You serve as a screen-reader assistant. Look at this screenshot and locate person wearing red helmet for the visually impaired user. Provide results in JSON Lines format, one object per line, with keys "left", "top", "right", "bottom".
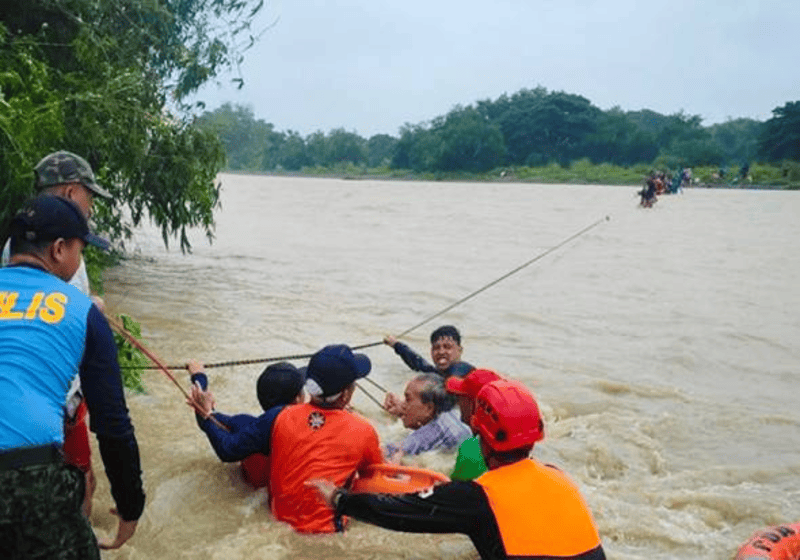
{"left": 445, "top": 368, "right": 502, "bottom": 481}
{"left": 308, "top": 379, "right": 605, "bottom": 560}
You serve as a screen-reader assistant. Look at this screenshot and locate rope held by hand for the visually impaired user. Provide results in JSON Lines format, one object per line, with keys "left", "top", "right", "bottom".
{"left": 105, "top": 313, "right": 228, "bottom": 431}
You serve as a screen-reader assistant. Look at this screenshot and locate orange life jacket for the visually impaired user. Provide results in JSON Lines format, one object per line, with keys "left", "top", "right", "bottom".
{"left": 475, "top": 459, "right": 602, "bottom": 558}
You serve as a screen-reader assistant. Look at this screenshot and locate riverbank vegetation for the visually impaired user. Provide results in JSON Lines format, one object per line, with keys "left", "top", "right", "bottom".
{"left": 197, "top": 95, "right": 800, "bottom": 189}
{"left": 268, "top": 159, "right": 800, "bottom": 190}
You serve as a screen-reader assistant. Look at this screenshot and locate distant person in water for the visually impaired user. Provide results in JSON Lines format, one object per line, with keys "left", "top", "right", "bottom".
{"left": 383, "top": 325, "right": 474, "bottom": 416}
{"left": 640, "top": 178, "right": 657, "bottom": 207}
{"left": 681, "top": 167, "right": 692, "bottom": 190}
{"left": 186, "top": 360, "right": 305, "bottom": 488}
{"left": 740, "top": 162, "right": 750, "bottom": 182}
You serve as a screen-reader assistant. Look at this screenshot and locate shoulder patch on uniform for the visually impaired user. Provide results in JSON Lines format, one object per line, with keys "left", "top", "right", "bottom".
{"left": 308, "top": 411, "right": 326, "bottom": 430}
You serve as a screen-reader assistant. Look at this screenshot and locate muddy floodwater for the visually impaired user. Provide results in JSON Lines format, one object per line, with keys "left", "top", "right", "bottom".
{"left": 97, "top": 175, "right": 800, "bottom": 560}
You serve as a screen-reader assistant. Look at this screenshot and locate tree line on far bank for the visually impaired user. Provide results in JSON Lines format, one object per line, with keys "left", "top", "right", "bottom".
{"left": 195, "top": 91, "right": 800, "bottom": 182}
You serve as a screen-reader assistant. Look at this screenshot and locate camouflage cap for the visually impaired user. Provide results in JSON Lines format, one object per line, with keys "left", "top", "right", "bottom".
{"left": 34, "top": 151, "right": 112, "bottom": 199}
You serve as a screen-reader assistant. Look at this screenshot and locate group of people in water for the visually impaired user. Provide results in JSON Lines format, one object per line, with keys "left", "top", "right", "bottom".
{"left": 638, "top": 167, "right": 692, "bottom": 207}
{"left": 183, "top": 327, "right": 606, "bottom": 558}
{"left": 1, "top": 150, "right": 796, "bottom": 560}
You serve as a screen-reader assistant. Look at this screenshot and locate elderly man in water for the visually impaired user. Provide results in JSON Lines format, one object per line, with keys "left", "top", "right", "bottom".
{"left": 384, "top": 373, "right": 471, "bottom": 463}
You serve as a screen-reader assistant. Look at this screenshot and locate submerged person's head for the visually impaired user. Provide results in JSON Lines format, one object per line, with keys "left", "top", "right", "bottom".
{"left": 400, "top": 373, "right": 452, "bottom": 429}
{"left": 257, "top": 362, "right": 306, "bottom": 411}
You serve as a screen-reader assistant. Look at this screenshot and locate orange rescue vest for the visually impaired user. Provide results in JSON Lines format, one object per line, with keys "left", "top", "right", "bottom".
{"left": 476, "top": 459, "right": 602, "bottom": 558}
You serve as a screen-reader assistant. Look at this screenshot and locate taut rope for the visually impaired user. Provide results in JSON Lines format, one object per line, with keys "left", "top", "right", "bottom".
{"left": 120, "top": 216, "right": 610, "bottom": 384}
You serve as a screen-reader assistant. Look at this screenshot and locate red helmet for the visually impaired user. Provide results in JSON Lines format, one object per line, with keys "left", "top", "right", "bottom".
{"left": 445, "top": 368, "right": 503, "bottom": 398}
{"left": 471, "top": 380, "right": 544, "bottom": 452}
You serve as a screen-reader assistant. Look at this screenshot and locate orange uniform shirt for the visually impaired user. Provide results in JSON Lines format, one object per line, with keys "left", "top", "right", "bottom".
{"left": 735, "top": 522, "right": 800, "bottom": 560}
{"left": 269, "top": 403, "right": 383, "bottom": 533}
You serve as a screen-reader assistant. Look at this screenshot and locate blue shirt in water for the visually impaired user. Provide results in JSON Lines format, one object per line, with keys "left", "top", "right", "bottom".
{"left": 190, "top": 372, "right": 284, "bottom": 462}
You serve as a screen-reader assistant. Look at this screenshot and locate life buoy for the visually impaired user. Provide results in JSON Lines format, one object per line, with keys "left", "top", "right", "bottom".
{"left": 350, "top": 464, "right": 449, "bottom": 494}
{"left": 735, "top": 523, "right": 800, "bottom": 560}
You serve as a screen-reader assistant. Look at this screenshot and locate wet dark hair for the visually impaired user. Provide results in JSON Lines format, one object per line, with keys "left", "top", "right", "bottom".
{"left": 256, "top": 362, "right": 305, "bottom": 411}
{"left": 8, "top": 235, "right": 49, "bottom": 256}
{"left": 447, "top": 362, "right": 474, "bottom": 378}
{"left": 430, "top": 325, "right": 461, "bottom": 345}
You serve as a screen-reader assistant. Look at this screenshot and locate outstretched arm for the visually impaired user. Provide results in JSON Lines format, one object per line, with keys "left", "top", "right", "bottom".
{"left": 191, "top": 398, "right": 282, "bottom": 462}
{"left": 391, "top": 341, "right": 437, "bottom": 374}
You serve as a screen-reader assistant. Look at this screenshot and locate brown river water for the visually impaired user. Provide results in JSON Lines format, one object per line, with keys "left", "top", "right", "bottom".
{"left": 95, "top": 174, "right": 800, "bottom": 559}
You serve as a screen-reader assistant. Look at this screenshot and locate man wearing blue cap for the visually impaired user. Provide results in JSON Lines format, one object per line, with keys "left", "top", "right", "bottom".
{"left": 1, "top": 151, "right": 115, "bottom": 521}
{"left": 0, "top": 195, "right": 145, "bottom": 558}
{"left": 268, "top": 344, "right": 384, "bottom": 533}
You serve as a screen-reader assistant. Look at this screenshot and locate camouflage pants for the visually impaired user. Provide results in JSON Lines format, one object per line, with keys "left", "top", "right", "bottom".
{"left": 0, "top": 461, "right": 99, "bottom": 560}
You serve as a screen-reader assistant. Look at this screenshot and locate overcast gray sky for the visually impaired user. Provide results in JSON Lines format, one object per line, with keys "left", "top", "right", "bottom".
{"left": 189, "top": 0, "right": 800, "bottom": 138}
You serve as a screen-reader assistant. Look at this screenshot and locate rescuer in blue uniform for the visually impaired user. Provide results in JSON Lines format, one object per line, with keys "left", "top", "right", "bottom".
{"left": 0, "top": 195, "right": 145, "bottom": 559}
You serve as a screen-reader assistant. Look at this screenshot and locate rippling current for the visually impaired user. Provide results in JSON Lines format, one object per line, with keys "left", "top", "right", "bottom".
{"left": 97, "top": 175, "right": 800, "bottom": 560}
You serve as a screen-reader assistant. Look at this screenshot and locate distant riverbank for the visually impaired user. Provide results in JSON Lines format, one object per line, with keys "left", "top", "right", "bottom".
{"left": 222, "top": 160, "right": 799, "bottom": 190}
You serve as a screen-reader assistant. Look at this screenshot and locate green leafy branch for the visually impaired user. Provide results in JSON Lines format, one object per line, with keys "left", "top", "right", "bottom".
{"left": 112, "top": 314, "right": 148, "bottom": 393}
